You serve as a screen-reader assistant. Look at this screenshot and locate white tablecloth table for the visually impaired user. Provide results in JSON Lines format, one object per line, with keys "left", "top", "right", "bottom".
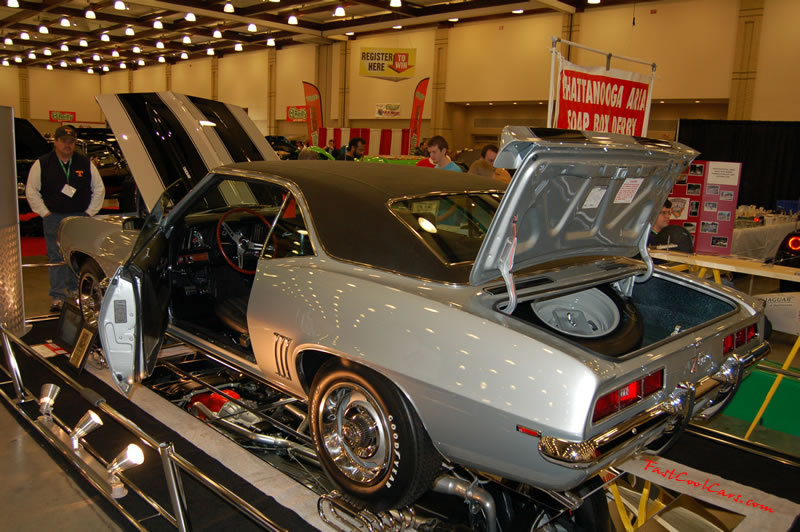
{"left": 730, "top": 221, "right": 798, "bottom": 261}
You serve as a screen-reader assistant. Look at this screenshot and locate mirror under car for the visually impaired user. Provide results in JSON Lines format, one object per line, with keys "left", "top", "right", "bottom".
{"left": 122, "top": 217, "right": 145, "bottom": 230}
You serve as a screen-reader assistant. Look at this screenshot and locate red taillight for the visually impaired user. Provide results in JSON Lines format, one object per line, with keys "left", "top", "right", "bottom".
{"left": 592, "top": 369, "right": 663, "bottom": 423}
{"left": 516, "top": 425, "right": 540, "bottom": 438}
{"left": 723, "top": 334, "right": 734, "bottom": 354}
{"left": 735, "top": 328, "right": 747, "bottom": 347}
{"left": 789, "top": 236, "right": 800, "bottom": 251}
{"left": 592, "top": 390, "right": 619, "bottom": 422}
{"left": 754, "top": 217, "right": 761, "bottom": 223}
{"left": 642, "top": 370, "right": 663, "bottom": 396}
{"left": 746, "top": 324, "right": 756, "bottom": 341}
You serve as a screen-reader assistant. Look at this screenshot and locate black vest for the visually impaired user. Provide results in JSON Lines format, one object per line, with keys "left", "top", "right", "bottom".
{"left": 38, "top": 151, "right": 93, "bottom": 214}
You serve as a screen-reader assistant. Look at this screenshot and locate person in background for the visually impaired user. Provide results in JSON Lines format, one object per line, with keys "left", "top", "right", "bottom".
{"left": 426, "top": 136, "right": 462, "bottom": 172}
{"left": 325, "top": 139, "right": 337, "bottom": 156}
{"left": 26, "top": 124, "right": 105, "bottom": 312}
{"left": 481, "top": 144, "right": 499, "bottom": 165}
{"left": 649, "top": 199, "right": 672, "bottom": 243}
{"left": 337, "top": 137, "right": 366, "bottom": 161}
{"left": 468, "top": 159, "right": 511, "bottom": 184}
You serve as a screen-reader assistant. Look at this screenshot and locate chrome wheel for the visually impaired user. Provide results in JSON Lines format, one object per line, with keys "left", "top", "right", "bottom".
{"left": 317, "top": 382, "right": 391, "bottom": 484}
{"left": 78, "top": 263, "right": 106, "bottom": 328}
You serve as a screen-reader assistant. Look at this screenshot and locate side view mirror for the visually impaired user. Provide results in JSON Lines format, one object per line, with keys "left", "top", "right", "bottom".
{"left": 122, "top": 217, "right": 145, "bottom": 230}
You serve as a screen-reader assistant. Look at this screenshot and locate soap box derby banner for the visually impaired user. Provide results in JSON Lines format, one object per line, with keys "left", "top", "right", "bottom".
{"left": 318, "top": 127, "right": 411, "bottom": 156}
{"left": 360, "top": 47, "right": 416, "bottom": 80}
{"left": 553, "top": 56, "right": 653, "bottom": 137}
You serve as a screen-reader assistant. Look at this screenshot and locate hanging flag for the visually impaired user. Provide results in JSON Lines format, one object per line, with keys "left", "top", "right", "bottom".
{"left": 408, "top": 77, "right": 429, "bottom": 154}
{"left": 302, "top": 81, "right": 324, "bottom": 146}
{"left": 553, "top": 57, "right": 653, "bottom": 136}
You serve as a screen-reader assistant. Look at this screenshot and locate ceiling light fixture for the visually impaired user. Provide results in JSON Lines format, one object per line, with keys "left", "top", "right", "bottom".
{"left": 60, "top": 60, "right": 68, "bottom": 67}
{"left": 119, "top": 61, "right": 126, "bottom": 68}
{"left": 27, "top": 52, "right": 35, "bottom": 59}
{"left": 180, "top": 51, "right": 188, "bottom": 59}
{"left": 92, "top": 53, "right": 100, "bottom": 60}
{"left": 113, "top": 0, "right": 125, "bottom": 10}
{"left": 46, "top": 63, "right": 53, "bottom": 69}
{"left": 43, "top": 48, "right": 51, "bottom": 56}
{"left": 60, "top": 16, "right": 70, "bottom": 27}
{"left": 20, "top": 31, "right": 30, "bottom": 40}
{"left": 511, "top": 9, "right": 524, "bottom": 14}
{"left": 588, "top": 0, "right": 600, "bottom": 4}
{"left": 266, "top": 37, "right": 275, "bottom": 46}
{"left": 111, "top": 50, "right": 119, "bottom": 57}
{"left": 13, "top": 55, "right": 21, "bottom": 62}
{"left": 247, "top": 23, "right": 256, "bottom": 32}
{"left": 132, "top": 45, "right": 140, "bottom": 53}
{"left": 334, "top": 6, "right": 345, "bottom": 16}
{"left": 345, "top": 31, "right": 354, "bottom": 36}
{"left": 392, "top": 25, "right": 402, "bottom": 29}
{"left": 79, "top": 39, "right": 88, "bottom": 47}
{"left": 213, "top": 29, "right": 222, "bottom": 38}
{"left": 183, "top": 35, "right": 191, "bottom": 44}
{"left": 85, "top": 8, "right": 96, "bottom": 19}
{"left": 185, "top": 12, "right": 196, "bottom": 22}
{"left": 60, "top": 43, "right": 69, "bottom": 51}
{"left": 390, "top": 0, "right": 402, "bottom": 7}
{"left": 137, "top": 58, "right": 144, "bottom": 65}
{"left": 100, "top": 33, "right": 110, "bottom": 42}
{"left": 87, "top": 67, "right": 93, "bottom": 73}
{"left": 125, "top": 26, "right": 134, "bottom": 36}
{"left": 206, "top": 47, "right": 214, "bottom": 55}
{"left": 75, "top": 57, "right": 83, "bottom": 64}
{"left": 156, "top": 40, "right": 164, "bottom": 48}
{"left": 153, "top": 20, "right": 163, "bottom": 30}
{"left": 223, "top": 2, "right": 234, "bottom": 13}
{"left": 234, "top": 42, "right": 242, "bottom": 51}
{"left": 102, "top": 65, "right": 109, "bottom": 71}
{"left": 158, "top": 55, "right": 165, "bottom": 62}
{"left": 288, "top": 15, "right": 298, "bottom": 25}
{"left": 7, "top": 0, "right": 20, "bottom": 8}
{"left": 38, "top": 24, "right": 49, "bottom": 34}
{"left": 4, "top": 37, "right": 12, "bottom": 45}
{"left": 2, "top": 59, "right": 9, "bottom": 66}
{"left": 448, "top": 18, "right": 458, "bottom": 22}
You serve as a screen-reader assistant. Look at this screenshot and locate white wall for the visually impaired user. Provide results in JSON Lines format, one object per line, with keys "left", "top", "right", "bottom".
{"left": 218, "top": 49, "right": 269, "bottom": 131}
{"left": 275, "top": 44, "right": 316, "bottom": 118}
{"left": 751, "top": 0, "right": 800, "bottom": 120}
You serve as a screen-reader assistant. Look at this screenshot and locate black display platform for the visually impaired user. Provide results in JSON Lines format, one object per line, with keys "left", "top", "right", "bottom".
{"left": 2, "top": 320, "right": 318, "bottom": 531}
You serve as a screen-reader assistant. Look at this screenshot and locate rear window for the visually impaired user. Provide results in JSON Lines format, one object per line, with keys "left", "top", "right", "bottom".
{"left": 390, "top": 192, "right": 502, "bottom": 264}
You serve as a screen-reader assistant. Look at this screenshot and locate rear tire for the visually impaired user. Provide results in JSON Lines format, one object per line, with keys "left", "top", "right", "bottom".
{"left": 78, "top": 260, "right": 106, "bottom": 328}
{"left": 309, "top": 359, "right": 441, "bottom": 511}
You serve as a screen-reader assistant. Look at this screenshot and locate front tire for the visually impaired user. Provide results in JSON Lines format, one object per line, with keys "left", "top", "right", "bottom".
{"left": 78, "top": 259, "right": 107, "bottom": 328}
{"left": 309, "top": 360, "right": 441, "bottom": 511}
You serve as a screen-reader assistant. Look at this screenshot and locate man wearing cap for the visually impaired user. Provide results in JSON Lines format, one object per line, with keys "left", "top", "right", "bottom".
{"left": 26, "top": 125, "right": 104, "bottom": 312}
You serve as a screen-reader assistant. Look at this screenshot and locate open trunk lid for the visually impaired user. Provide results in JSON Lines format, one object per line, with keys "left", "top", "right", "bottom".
{"left": 96, "top": 92, "right": 278, "bottom": 211}
{"left": 470, "top": 127, "right": 698, "bottom": 287}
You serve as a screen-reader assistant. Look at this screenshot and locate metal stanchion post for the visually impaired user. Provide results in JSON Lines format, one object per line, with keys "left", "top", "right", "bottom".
{"left": 1, "top": 327, "right": 27, "bottom": 402}
{"left": 160, "top": 442, "right": 191, "bottom": 532}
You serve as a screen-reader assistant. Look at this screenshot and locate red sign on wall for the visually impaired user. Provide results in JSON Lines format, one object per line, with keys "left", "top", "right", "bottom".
{"left": 49, "top": 110, "right": 76, "bottom": 122}
{"left": 554, "top": 58, "right": 652, "bottom": 136}
{"left": 286, "top": 106, "right": 307, "bottom": 122}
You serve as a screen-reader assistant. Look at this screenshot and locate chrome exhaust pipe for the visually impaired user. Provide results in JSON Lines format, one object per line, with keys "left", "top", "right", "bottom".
{"left": 192, "top": 402, "right": 318, "bottom": 465}
{"left": 433, "top": 475, "right": 497, "bottom": 532}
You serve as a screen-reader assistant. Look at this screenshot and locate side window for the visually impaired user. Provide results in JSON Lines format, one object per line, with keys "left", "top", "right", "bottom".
{"left": 269, "top": 194, "right": 314, "bottom": 259}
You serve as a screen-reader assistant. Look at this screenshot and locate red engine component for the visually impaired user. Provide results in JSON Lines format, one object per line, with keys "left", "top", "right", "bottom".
{"left": 189, "top": 389, "right": 241, "bottom": 419}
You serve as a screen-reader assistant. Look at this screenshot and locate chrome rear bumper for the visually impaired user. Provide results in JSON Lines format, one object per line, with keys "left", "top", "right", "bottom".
{"left": 539, "top": 341, "right": 770, "bottom": 467}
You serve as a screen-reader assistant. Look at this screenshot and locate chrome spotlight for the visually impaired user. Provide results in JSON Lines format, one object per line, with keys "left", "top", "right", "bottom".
{"left": 107, "top": 444, "right": 144, "bottom": 498}
{"left": 38, "top": 383, "right": 61, "bottom": 421}
{"left": 69, "top": 410, "right": 103, "bottom": 450}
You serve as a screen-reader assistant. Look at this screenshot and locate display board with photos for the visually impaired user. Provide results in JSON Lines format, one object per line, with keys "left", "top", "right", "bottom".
{"left": 667, "top": 160, "right": 741, "bottom": 255}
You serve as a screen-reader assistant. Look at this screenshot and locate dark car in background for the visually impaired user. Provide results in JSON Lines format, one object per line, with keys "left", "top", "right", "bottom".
{"left": 773, "top": 229, "right": 800, "bottom": 291}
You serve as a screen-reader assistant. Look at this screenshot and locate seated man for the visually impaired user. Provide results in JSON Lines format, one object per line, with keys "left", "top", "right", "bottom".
{"left": 649, "top": 199, "right": 693, "bottom": 253}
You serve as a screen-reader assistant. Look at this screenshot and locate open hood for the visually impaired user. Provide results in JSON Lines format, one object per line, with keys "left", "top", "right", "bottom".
{"left": 470, "top": 127, "right": 698, "bottom": 287}
{"left": 96, "top": 92, "right": 278, "bottom": 211}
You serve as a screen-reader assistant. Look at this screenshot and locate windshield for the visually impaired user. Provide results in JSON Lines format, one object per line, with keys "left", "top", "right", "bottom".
{"left": 390, "top": 192, "right": 502, "bottom": 264}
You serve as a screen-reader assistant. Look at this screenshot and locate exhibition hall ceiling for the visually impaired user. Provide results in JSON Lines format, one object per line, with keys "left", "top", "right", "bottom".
{"left": 0, "top": 0, "right": 628, "bottom": 72}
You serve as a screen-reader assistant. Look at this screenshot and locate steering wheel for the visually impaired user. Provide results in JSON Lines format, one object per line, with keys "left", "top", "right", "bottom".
{"left": 215, "top": 207, "right": 276, "bottom": 274}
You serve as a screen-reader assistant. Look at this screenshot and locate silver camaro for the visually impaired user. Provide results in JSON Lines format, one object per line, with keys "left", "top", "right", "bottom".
{"left": 58, "top": 93, "right": 769, "bottom": 518}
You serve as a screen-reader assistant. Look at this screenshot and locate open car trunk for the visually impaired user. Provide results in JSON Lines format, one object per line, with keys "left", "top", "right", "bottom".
{"left": 505, "top": 271, "right": 736, "bottom": 358}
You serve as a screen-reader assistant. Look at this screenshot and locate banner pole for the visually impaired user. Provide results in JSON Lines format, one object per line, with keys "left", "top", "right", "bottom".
{"left": 641, "top": 63, "right": 657, "bottom": 136}
{"left": 547, "top": 37, "right": 558, "bottom": 129}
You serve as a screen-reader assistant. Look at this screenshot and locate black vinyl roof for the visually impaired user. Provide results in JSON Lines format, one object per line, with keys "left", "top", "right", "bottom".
{"left": 223, "top": 160, "right": 506, "bottom": 284}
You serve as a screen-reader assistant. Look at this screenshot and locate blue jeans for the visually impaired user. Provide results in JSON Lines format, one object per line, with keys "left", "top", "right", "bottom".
{"left": 42, "top": 212, "right": 84, "bottom": 300}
